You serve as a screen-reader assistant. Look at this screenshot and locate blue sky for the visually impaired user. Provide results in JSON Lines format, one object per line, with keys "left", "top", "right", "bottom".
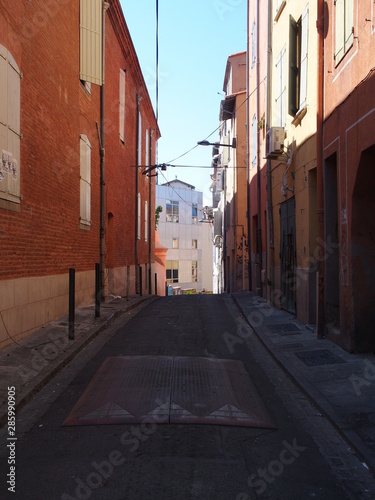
{"left": 120, "top": 0, "right": 247, "bottom": 205}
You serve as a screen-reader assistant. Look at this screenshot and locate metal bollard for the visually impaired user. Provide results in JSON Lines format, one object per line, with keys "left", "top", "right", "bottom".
{"left": 95, "top": 263, "right": 100, "bottom": 318}
{"left": 69, "top": 268, "right": 75, "bottom": 340}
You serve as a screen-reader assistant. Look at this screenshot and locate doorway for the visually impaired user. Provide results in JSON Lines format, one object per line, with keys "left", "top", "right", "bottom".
{"left": 280, "top": 198, "right": 296, "bottom": 314}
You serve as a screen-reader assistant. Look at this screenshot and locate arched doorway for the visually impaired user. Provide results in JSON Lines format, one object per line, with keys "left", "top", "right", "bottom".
{"left": 351, "top": 146, "right": 375, "bottom": 352}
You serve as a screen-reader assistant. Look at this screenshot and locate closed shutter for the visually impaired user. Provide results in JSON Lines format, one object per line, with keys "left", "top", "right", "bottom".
{"left": 80, "top": 0, "right": 103, "bottom": 85}
{"left": 0, "top": 48, "right": 7, "bottom": 195}
{"left": 345, "top": 0, "right": 353, "bottom": 52}
{"left": 137, "top": 193, "right": 141, "bottom": 239}
{"left": 252, "top": 115, "right": 257, "bottom": 168}
{"left": 289, "top": 15, "right": 298, "bottom": 116}
{"left": 145, "top": 129, "right": 149, "bottom": 167}
{"left": 138, "top": 112, "right": 142, "bottom": 166}
{"left": 0, "top": 45, "right": 21, "bottom": 202}
{"left": 119, "top": 68, "right": 125, "bottom": 142}
{"left": 299, "top": 6, "right": 309, "bottom": 109}
{"left": 145, "top": 200, "right": 148, "bottom": 241}
{"left": 335, "top": 0, "right": 344, "bottom": 62}
{"left": 80, "top": 135, "right": 91, "bottom": 225}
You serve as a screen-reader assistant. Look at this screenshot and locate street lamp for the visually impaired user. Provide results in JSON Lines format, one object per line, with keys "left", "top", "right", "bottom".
{"left": 197, "top": 139, "right": 236, "bottom": 148}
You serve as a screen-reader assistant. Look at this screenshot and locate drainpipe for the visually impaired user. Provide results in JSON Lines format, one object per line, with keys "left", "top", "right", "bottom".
{"left": 317, "top": 0, "right": 325, "bottom": 337}
{"left": 100, "top": 2, "right": 109, "bottom": 301}
{"left": 266, "top": 0, "right": 274, "bottom": 303}
{"left": 246, "top": 0, "right": 252, "bottom": 291}
{"left": 256, "top": 0, "right": 263, "bottom": 297}
{"left": 149, "top": 128, "right": 153, "bottom": 294}
{"left": 135, "top": 94, "right": 140, "bottom": 294}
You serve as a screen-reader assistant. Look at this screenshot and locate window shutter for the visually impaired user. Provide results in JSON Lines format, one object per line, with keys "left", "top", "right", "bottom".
{"left": 145, "top": 200, "right": 148, "bottom": 241}
{"left": 80, "top": 0, "right": 103, "bottom": 85}
{"left": 251, "top": 21, "right": 256, "bottom": 69}
{"left": 252, "top": 115, "right": 257, "bottom": 168}
{"left": 138, "top": 112, "right": 142, "bottom": 166}
{"left": 281, "top": 48, "right": 286, "bottom": 126}
{"left": 289, "top": 15, "right": 298, "bottom": 116}
{"left": 0, "top": 46, "right": 21, "bottom": 202}
{"left": 335, "top": 0, "right": 344, "bottom": 62}
{"left": 145, "top": 129, "right": 149, "bottom": 167}
{"left": 119, "top": 69, "right": 125, "bottom": 142}
{"left": 80, "top": 135, "right": 91, "bottom": 224}
{"left": 137, "top": 193, "right": 141, "bottom": 239}
{"left": 299, "top": 7, "right": 309, "bottom": 109}
{"left": 345, "top": 0, "right": 353, "bottom": 52}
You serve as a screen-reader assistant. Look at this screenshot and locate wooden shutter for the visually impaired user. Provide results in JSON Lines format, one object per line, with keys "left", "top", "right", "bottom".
{"left": 289, "top": 15, "right": 298, "bottom": 115}
{"left": 119, "top": 69, "right": 125, "bottom": 142}
{"left": 344, "top": 0, "right": 353, "bottom": 52}
{"left": 335, "top": 0, "right": 344, "bottom": 62}
{"left": 145, "top": 200, "right": 148, "bottom": 241}
{"left": 0, "top": 45, "right": 21, "bottom": 202}
{"left": 137, "top": 193, "right": 141, "bottom": 239}
{"left": 80, "top": 0, "right": 102, "bottom": 85}
{"left": 80, "top": 135, "right": 91, "bottom": 225}
{"left": 299, "top": 6, "right": 309, "bottom": 109}
{"left": 138, "top": 112, "right": 142, "bottom": 166}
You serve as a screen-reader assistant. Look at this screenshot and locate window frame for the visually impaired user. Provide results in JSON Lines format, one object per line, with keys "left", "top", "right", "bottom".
{"left": 166, "top": 200, "right": 179, "bottom": 223}
{"left": 166, "top": 261, "right": 179, "bottom": 283}
{"left": 192, "top": 261, "right": 198, "bottom": 283}
{"left": 192, "top": 203, "right": 198, "bottom": 224}
{"left": 334, "top": 0, "right": 354, "bottom": 65}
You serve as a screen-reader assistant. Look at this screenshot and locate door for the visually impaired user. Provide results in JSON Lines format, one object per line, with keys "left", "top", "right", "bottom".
{"left": 280, "top": 198, "right": 296, "bottom": 314}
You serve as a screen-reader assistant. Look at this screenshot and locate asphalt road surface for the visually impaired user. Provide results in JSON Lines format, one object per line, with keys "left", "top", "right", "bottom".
{"left": 1, "top": 294, "right": 374, "bottom": 499}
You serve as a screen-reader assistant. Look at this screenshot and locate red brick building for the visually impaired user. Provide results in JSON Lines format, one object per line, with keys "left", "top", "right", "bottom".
{"left": 0, "top": 0, "right": 159, "bottom": 347}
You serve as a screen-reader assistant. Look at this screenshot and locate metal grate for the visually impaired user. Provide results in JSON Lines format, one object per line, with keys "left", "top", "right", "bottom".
{"left": 295, "top": 349, "right": 346, "bottom": 367}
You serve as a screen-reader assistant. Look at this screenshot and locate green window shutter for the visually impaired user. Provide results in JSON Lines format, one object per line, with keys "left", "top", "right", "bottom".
{"left": 289, "top": 15, "right": 298, "bottom": 116}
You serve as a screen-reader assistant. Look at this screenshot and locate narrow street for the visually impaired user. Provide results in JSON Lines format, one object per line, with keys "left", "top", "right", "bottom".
{"left": 1, "top": 295, "right": 374, "bottom": 499}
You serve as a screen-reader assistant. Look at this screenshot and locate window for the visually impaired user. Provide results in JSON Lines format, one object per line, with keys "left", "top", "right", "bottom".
{"left": 172, "top": 237, "right": 179, "bottom": 249}
{"left": 276, "top": 46, "right": 286, "bottom": 127}
{"left": 0, "top": 45, "right": 21, "bottom": 207}
{"left": 252, "top": 114, "right": 257, "bottom": 168}
{"left": 192, "top": 203, "right": 198, "bottom": 224}
{"left": 166, "top": 200, "right": 179, "bottom": 222}
{"left": 137, "top": 193, "right": 141, "bottom": 239}
{"left": 119, "top": 68, "right": 125, "bottom": 142}
{"left": 251, "top": 21, "right": 256, "bottom": 69}
{"left": 166, "top": 261, "right": 179, "bottom": 283}
{"left": 334, "top": 0, "right": 353, "bottom": 64}
{"left": 145, "top": 129, "right": 149, "bottom": 167}
{"left": 192, "top": 239, "right": 197, "bottom": 249}
{"left": 192, "top": 261, "right": 197, "bottom": 283}
{"left": 80, "top": 0, "right": 103, "bottom": 85}
{"left": 289, "top": 6, "right": 309, "bottom": 116}
{"left": 80, "top": 135, "right": 91, "bottom": 225}
{"left": 145, "top": 200, "right": 148, "bottom": 242}
{"left": 138, "top": 111, "right": 142, "bottom": 166}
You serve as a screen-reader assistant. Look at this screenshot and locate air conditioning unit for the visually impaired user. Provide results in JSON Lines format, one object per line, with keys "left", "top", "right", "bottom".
{"left": 266, "top": 127, "right": 284, "bottom": 158}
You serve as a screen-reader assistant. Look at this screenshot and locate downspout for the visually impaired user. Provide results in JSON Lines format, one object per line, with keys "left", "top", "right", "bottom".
{"left": 266, "top": 0, "right": 274, "bottom": 303}
{"left": 246, "top": 0, "right": 252, "bottom": 291}
{"left": 256, "top": 0, "right": 263, "bottom": 296}
{"left": 135, "top": 94, "right": 140, "bottom": 294}
{"left": 100, "top": 2, "right": 109, "bottom": 301}
{"left": 317, "top": 0, "right": 325, "bottom": 337}
{"left": 149, "top": 128, "right": 153, "bottom": 294}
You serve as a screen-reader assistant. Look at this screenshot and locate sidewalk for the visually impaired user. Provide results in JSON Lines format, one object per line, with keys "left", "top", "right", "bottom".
{"left": 233, "top": 291, "right": 375, "bottom": 475}
{"left": 0, "top": 295, "right": 154, "bottom": 429}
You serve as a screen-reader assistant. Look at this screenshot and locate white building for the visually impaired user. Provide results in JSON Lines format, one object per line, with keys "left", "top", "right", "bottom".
{"left": 156, "top": 179, "right": 213, "bottom": 293}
